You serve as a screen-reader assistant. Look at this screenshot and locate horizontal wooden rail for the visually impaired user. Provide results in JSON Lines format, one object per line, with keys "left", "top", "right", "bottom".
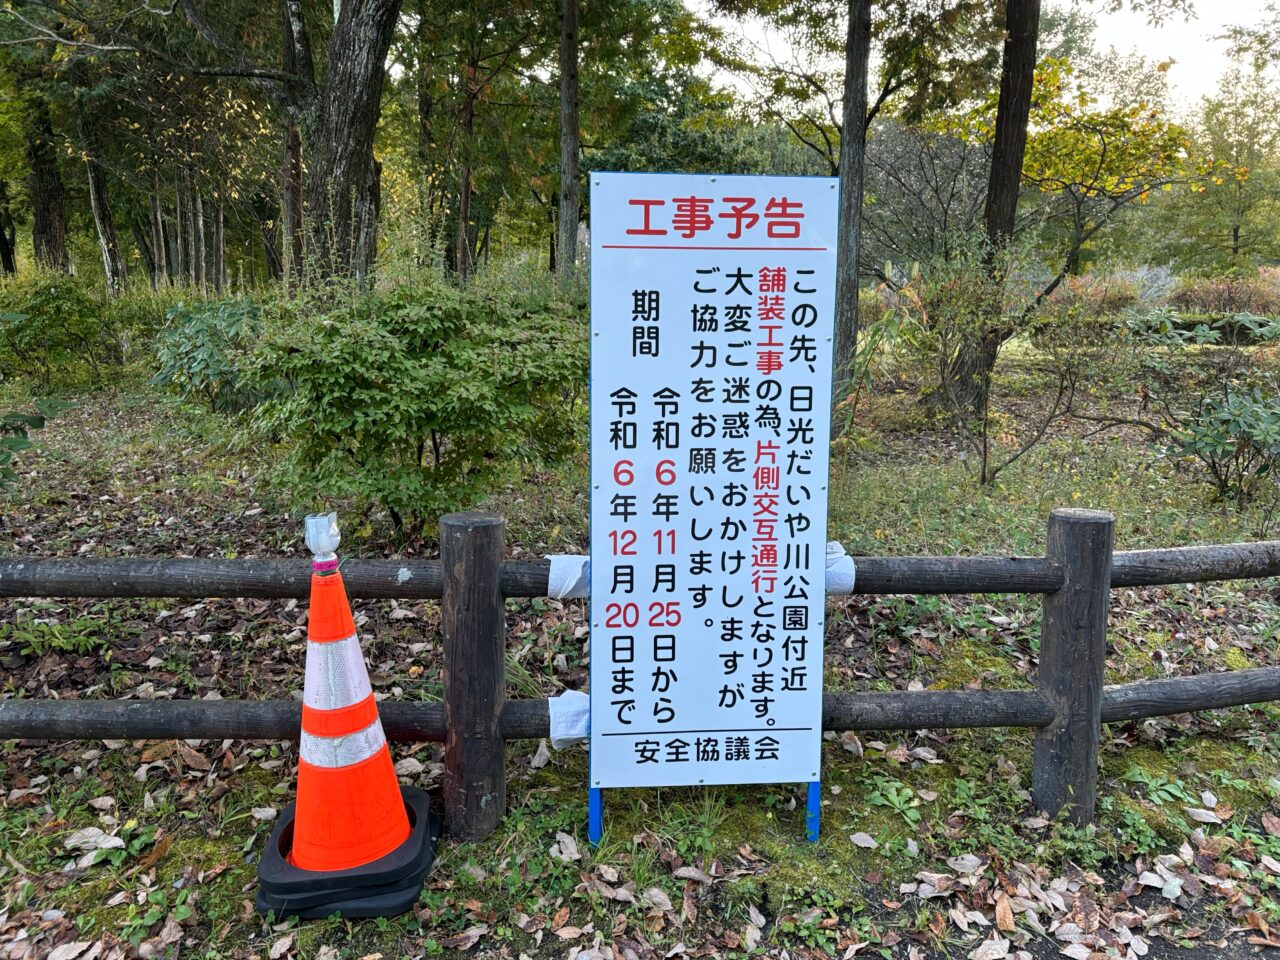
{"left": 0, "top": 558, "right": 544, "bottom": 600}
{"left": 1110, "top": 541, "right": 1280, "bottom": 587}
{"left": 849, "top": 557, "right": 1063, "bottom": 594}
{"left": 3, "top": 668, "right": 1277, "bottom": 743}
{"left": 0, "top": 691, "right": 1049, "bottom": 742}
{"left": 0, "top": 556, "right": 1064, "bottom": 598}
{"left": 1100, "top": 666, "right": 1280, "bottom": 722}
{"left": 3, "top": 542, "right": 1279, "bottom": 602}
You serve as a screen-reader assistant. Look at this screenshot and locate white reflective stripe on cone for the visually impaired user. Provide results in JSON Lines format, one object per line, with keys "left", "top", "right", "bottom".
{"left": 303, "top": 634, "right": 373, "bottom": 711}
{"left": 299, "top": 717, "right": 387, "bottom": 768}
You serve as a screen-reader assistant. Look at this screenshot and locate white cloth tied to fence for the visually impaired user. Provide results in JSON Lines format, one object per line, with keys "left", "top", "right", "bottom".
{"left": 826, "top": 541, "right": 856, "bottom": 594}
{"left": 546, "top": 554, "right": 591, "bottom": 599}
{"left": 548, "top": 689, "right": 590, "bottom": 748}
{"left": 545, "top": 543, "right": 856, "bottom": 598}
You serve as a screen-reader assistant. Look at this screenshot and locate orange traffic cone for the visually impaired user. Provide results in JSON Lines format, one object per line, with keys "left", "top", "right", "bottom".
{"left": 257, "top": 514, "right": 437, "bottom": 919}
{"left": 290, "top": 565, "right": 409, "bottom": 868}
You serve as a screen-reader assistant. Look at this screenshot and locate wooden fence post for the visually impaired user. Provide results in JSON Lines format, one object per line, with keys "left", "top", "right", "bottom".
{"left": 440, "top": 512, "right": 507, "bottom": 840}
{"left": 1032, "top": 507, "right": 1115, "bottom": 825}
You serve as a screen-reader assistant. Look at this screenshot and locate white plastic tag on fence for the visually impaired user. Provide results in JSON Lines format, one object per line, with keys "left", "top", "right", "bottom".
{"left": 545, "top": 548, "right": 856, "bottom": 598}
{"left": 548, "top": 689, "right": 590, "bottom": 748}
{"left": 546, "top": 555, "right": 590, "bottom": 599}
{"left": 304, "top": 512, "right": 341, "bottom": 562}
{"left": 826, "top": 541, "right": 856, "bottom": 595}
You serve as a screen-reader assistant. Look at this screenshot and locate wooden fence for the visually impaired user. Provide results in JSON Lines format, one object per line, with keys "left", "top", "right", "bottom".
{"left": 4, "top": 508, "right": 1280, "bottom": 840}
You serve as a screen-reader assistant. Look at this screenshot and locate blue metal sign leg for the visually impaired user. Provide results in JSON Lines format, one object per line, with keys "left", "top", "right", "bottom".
{"left": 806, "top": 781, "right": 821, "bottom": 842}
{"left": 589, "top": 787, "right": 604, "bottom": 845}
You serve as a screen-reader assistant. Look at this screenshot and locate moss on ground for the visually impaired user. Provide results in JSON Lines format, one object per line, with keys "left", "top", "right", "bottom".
{"left": 1222, "top": 646, "right": 1253, "bottom": 671}
{"left": 929, "top": 636, "right": 1025, "bottom": 690}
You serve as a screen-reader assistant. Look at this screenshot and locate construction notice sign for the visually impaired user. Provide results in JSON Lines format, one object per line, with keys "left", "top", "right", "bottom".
{"left": 588, "top": 172, "right": 837, "bottom": 789}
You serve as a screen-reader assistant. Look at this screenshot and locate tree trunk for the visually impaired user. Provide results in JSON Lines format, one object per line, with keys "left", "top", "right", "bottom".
{"left": 302, "top": 0, "right": 402, "bottom": 278}
{"left": 214, "top": 201, "right": 225, "bottom": 293}
{"left": 278, "top": 0, "right": 308, "bottom": 286}
{"left": 547, "top": 198, "right": 556, "bottom": 274}
{"left": 261, "top": 221, "right": 283, "bottom": 281}
{"left": 184, "top": 186, "right": 200, "bottom": 287}
{"left": 983, "top": 0, "right": 1040, "bottom": 251}
{"left": 833, "top": 0, "right": 872, "bottom": 406}
{"left": 556, "top": 0, "right": 580, "bottom": 287}
{"left": 940, "top": 0, "right": 1041, "bottom": 418}
{"left": 455, "top": 53, "right": 478, "bottom": 283}
{"left": 456, "top": 167, "right": 473, "bottom": 281}
{"left": 163, "top": 213, "right": 177, "bottom": 282}
{"left": 150, "top": 189, "right": 168, "bottom": 283}
{"left": 175, "top": 190, "right": 188, "bottom": 283}
{"left": 1064, "top": 196, "right": 1084, "bottom": 276}
{"left": 939, "top": 329, "right": 1002, "bottom": 432}
{"left": 26, "top": 102, "right": 70, "bottom": 273}
{"left": 194, "top": 192, "right": 207, "bottom": 291}
{"left": 0, "top": 181, "right": 17, "bottom": 274}
{"left": 281, "top": 124, "right": 305, "bottom": 286}
{"left": 186, "top": 193, "right": 199, "bottom": 286}
{"left": 82, "top": 124, "right": 127, "bottom": 295}
{"left": 354, "top": 156, "right": 381, "bottom": 284}
{"left": 131, "top": 217, "right": 157, "bottom": 289}
{"left": 415, "top": 0, "right": 438, "bottom": 269}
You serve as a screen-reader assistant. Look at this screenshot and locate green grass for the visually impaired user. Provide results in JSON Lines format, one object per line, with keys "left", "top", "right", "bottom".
{"left": 830, "top": 432, "right": 1267, "bottom": 556}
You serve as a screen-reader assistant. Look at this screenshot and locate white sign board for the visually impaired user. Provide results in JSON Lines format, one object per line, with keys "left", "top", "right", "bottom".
{"left": 588, "top": 172, "right": 837, "bottom": 789}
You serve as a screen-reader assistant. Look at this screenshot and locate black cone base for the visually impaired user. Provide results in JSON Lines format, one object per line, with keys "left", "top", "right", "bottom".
{"left": 256, "top": 786, "right": 439, "bottom": 919}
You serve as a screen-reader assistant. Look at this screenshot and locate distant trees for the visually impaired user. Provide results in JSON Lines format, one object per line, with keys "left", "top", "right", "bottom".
{"left": 1197, "top": 69, "right": 1280, "bottom": 264}
{"left": 364, "top": 0, "right": 713, "bottom": 281}
{"left": 861, "top": 120, "right": 989, "bottom": 270}
{"left": 0, "top": 0, "right": 1256, "bottom": 328}
{"left": 1226, "top": 1, "right": 1280, "bottom": 70}
{"left": 0, "top": 0, "right": 403, "bottom": 283}
{"left": 1130, "top": 67, "right": 1280, "bottom": 272}
{"left": 926, "top": 0, "right": 1194, "bottom": 416}
{"left": 713, "top": 0, "right": 1000, "bottom": 405}
{"left": 1020, "top": 57, "right": 1188, "bottom": 285}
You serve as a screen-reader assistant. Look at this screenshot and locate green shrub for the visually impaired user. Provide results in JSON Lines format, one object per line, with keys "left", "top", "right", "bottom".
{"left": 152, "top": 297, "right": 265, "bottom": 412}
{"left": 858, "top": 287, "right": 890, "bottom": 328}
{"left": 0, "top": 273, "right": 121, "bottom": 387}
{"left": 1121, "top": 306, "right": 1222, "bottom": 347}
{"left": 1166, "top": 385, "right": 1280, "bottom": 506}
{"left": 1122, "top": 306, "right": 1280, "bottom": 349}
{"left": 250, "top": 283, "right": 586, "bottom": 536}
{"left": 1121, "top": 307, "right": 1280, "bottom": 505}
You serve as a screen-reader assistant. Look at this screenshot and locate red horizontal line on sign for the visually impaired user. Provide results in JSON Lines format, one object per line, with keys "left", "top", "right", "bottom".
{"left": 601, "top": 244, "right": 828, "bottom": 251}
{"left": 600, "top": 726, "right": 815, "bottom": 736}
